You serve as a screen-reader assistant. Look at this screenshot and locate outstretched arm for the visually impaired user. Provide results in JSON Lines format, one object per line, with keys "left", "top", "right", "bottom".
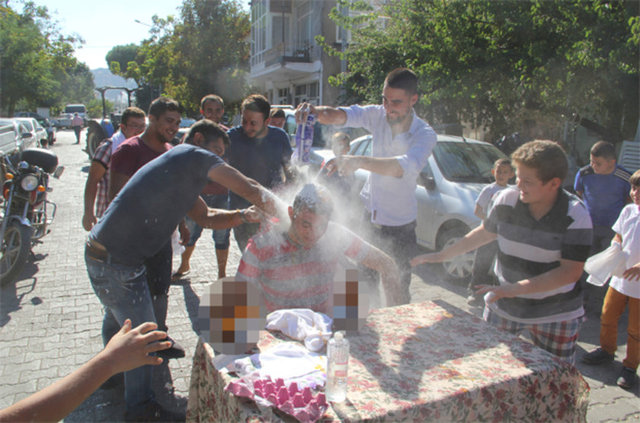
{"left": 0, "top": 320, "right": 170, "bottom": 423}
{"left": 187, "top": 196, "right": 263, "bottom": 230}
{"left": 411, "top": 224, "right": 496, "bottom": 267}
{"left": 207, "top": 163, "right": 284, "bottom": 218}
{"left": 360, "top": 246, "right": 402, "bottom": 306}
{"left": 476, "top": 258, "right": 585, "bottom": 302}
{"left": 295, "top": 103, "right": 347, "bottom": 126}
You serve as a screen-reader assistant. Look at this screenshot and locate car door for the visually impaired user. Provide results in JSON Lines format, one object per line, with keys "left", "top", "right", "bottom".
{"left": 415, "top": 159, "right": 443, "bottom": 250}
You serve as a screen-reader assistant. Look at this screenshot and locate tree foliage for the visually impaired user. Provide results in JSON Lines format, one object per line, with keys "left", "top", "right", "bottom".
{"left": 108, "top": 0, "right": 250, "bottom": 115}
{"left": 325, "top": 0, "right": 639, "bottom": 142}
{"left": 0, "top": 1, "right": 94, "bottom": 115}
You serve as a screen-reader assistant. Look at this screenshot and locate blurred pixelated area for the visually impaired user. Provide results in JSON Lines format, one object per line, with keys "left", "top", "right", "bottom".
{"left": 332, "top": 269, "right": 369, "bottom": 334}
{"left": 198, "top": 271, "right": 370, "bottom": 354}
{"left": 198, "top": 278, "right": 265, "bottom": 354}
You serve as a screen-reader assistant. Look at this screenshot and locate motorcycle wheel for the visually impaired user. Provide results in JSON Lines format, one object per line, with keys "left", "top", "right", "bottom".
{"left": 0, "top": 222, "right": 32, "bottom": 285}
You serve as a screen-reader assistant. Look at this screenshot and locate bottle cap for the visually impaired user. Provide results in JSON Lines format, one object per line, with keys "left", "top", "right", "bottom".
{"left": 334, "top": 331, "right": 343, "bottom": 341}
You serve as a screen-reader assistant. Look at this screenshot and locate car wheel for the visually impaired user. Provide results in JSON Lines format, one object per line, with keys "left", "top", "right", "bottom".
{"left": 437, "top": 225, "right": 474, "bottom": 283}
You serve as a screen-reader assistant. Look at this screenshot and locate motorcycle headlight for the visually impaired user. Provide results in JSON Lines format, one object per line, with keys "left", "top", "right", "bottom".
{"left": 20, "top": 174, "right": 39, "bottom": 191}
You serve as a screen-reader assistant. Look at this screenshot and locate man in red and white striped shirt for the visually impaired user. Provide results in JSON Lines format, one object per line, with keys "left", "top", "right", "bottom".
{"left": 236, "top": 184, "right": 402, "bottom": 315}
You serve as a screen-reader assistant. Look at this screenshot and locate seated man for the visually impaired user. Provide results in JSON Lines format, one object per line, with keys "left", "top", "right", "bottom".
{"left": 236, "top": 183, "right": 402, "bottom": 314}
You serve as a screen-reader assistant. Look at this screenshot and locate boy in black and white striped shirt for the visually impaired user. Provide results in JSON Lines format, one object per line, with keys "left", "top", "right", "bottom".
{"left": 412, "top": 140, "right": 593, "bottom": 363}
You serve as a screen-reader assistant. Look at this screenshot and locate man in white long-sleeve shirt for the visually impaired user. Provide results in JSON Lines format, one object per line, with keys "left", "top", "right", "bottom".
{"left": 295, "top": 68, "right": 437, "bottom": 303}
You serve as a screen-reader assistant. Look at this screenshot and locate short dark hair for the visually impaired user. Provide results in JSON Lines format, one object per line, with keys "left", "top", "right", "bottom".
{"left": 332, "top": 132, "right": 350, "bottom": 147}
{"left": 384, "top": 68, "right": 418, "bottom": 95}
{"left": 148, "top": 97, "right": 182, "bottom": 119}
{"left": 630, "top": 169, "right": 640, "bottom": 187}
{"left": 511, "top": 140, "right": 568, "bottom": 183}
{"left": 269, "top": 108, "right": 285, "bottom": 119}
{"left": 292, "top": 184, "right": 333, "bottom": 218}
{"left": 200, "top": 94, "right": 224, "bottom": 111}
{"left": 241, "top": 94, "right": 271, "bottom": 120}
{"left": 121, "top": 106, "right": 145, "bottom": 126}
{"left": 494, "top": 158, "right": 512, "bottom": 169}
{"left": 184, "top": 119, "right": 229, "bottom": 147}
{"left": 590, "top": 141, "right": 617, "bottom": 160}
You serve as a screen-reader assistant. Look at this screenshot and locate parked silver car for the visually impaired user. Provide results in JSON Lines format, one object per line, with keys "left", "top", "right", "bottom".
{"left": 0, "top": 118, "right": 37, "bottom": 153}
{"left": 330, "top": 134, "right": 508, "bottom": 281}
{"left": 14, "top": 117, "right": 48, "bottom": 148}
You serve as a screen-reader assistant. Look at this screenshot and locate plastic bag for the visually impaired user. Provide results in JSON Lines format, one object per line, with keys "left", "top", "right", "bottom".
{"left": 584, "top": 242, "right": 628, "bottom": 286}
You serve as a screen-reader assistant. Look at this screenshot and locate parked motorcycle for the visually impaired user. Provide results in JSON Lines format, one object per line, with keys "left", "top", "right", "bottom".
{"left": 0, "top": 148, "right": 63, "bottom": 284}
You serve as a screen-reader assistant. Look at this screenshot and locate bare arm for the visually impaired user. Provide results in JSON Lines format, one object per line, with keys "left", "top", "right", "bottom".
{"left": 108, "top": 170, "right": 130, "bottom": 201}
{"left": 295, "top": 103, "right": 347, "bottom": 126}
{"left": 0, "top": 320, "right": 169, "bottom": 423}
{"left": 411, "top": 224, "right": 497, "bottom": 267}
{"left": 360, "top": 246, "right": 402, "bottom": 306}
{"left": 474, "top": 204, "right": 485, "bottom": 220}
{"left": 187, "top": 196, "right": 261, "bottom": 229}
{"left": 328, "top": 155, "right": 404, "bottom": 178}
{"left": 82, "top": 162, "right": 106, "bottom": 231}
{"left": 207, "top": 163, "right": 282, "bottom": 217}
{"left": 476, "top": 259, "right": 585, "bottom": 302}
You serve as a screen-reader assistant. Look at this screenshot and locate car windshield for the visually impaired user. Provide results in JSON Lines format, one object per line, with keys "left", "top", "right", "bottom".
{"left": 432, "top": 141, "right": 505, "bottom": 183}
{"left": 65, "top": 106, "right": 86, "bottom": 114}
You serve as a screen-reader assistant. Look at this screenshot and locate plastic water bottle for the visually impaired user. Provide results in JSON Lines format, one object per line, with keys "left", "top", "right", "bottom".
{"left": 294, "top": 109, "right": 315, "bottom": 164}
{"left": 326, "top": 331, "right": 349, "bottom": 402}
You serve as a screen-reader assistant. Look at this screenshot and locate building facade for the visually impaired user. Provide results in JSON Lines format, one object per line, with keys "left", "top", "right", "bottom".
{"left": 249, "top": 0, "right": 346, "bottom": 107}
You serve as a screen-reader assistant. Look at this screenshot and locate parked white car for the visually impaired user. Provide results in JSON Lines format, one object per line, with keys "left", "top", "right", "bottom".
{"left": 326, "top": 134, "right": 508, "bottom": 281}
{"left": 14, "top": 117, "right": 48, "bottom": 147}
{"left": 0, "top": 118, "right": 37, "bottom": 153}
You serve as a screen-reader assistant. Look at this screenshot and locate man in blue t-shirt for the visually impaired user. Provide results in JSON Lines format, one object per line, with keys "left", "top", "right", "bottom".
{"left": 574, "top": 140, "right": 631, "bottom": 254}
{"left": 228, "top": 94, "right": 293, "bottom": 251}
{"left": 84, "top": 120, "right": 275, "bottom": 422}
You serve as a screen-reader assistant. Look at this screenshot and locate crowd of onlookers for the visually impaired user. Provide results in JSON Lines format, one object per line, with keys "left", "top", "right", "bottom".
{"left": 0, "top": 67, "right": 638, "bottom": 422}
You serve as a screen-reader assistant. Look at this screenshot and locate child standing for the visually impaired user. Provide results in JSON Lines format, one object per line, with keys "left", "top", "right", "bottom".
{"left": 582, "top": 169, "right": 640, "bottom": 389}
{"left": 411, "top": 140, "right": 593, "bottom": 363}
{"left": 467, "top": 158, "right": 514, "bottom": 305}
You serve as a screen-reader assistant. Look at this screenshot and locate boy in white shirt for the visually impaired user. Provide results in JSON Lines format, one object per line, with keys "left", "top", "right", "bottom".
{"left": 467, "top": 158, "right": 514, "bottom": 305}
{"left": 582, "top": 169, "right": 640, "bottom": 389}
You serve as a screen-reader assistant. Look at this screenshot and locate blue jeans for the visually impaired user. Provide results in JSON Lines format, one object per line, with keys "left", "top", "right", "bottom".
{"left": 85, "top": 251, "right": 156, "bottom": 415}
{"left": 185, "top": 193, "right": 231, "bottom": 249}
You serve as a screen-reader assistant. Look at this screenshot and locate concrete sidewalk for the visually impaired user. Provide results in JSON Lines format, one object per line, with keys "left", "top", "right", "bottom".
{"left": 0, "top": 129, "right": 637, "bottom": 422}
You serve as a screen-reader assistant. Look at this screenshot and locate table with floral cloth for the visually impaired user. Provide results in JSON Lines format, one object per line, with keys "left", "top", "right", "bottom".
{"left": 186, "top": 300, "right": 589, "bottom": 422}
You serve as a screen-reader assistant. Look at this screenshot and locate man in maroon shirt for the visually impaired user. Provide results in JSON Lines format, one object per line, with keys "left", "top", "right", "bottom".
{"left": 108, "top": 97, "right": 183, "bottom": 361}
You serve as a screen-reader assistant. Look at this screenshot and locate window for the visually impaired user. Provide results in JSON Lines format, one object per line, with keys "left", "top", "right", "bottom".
{"left": 251, "top": 0, "right": 268, "bottom": 65}
{"left": 432, "top": 142, "right": 505, "bottom": 183}
{"left": 272, "top": 15, "right": 290, "bottom": 49}
{"left": 295, "top": 0, "right": 312, "bottom": 50}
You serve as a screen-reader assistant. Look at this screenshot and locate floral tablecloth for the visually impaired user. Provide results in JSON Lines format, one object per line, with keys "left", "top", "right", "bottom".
{"left": 186, "top": 300, "right": 589, "bottom": 422}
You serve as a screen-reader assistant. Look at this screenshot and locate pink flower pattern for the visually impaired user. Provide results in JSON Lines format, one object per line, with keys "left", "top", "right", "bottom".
{"left": 187, "top": 301, "right": 589, "bottom": 422}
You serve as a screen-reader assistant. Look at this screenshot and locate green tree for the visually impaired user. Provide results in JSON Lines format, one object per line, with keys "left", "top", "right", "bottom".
{"left": 138, "top": 0, "right": 250, "bottom": 115}
{"left": 325, "top": 0, "right": 639, "bottom": 143}
{"left": 0, "top": 2, "right": 89, "bottom": 115}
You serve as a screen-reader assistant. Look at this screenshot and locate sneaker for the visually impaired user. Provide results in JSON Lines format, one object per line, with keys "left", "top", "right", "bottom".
{"left": 156, "top": 337, "right": 185, "bottom": 360}
{"left": 124, "top": 399, "right": 186, "bottom": 422}
{"left": 581, "top": 347, "right": 614, "bottom": 365}
{"left": 616, "top": 367, "right": 637, "bottom": 389}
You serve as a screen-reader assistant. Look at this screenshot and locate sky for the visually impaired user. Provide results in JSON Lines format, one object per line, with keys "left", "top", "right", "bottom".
{"left": 37, "top": 1, "right": 184, "bottom": 70}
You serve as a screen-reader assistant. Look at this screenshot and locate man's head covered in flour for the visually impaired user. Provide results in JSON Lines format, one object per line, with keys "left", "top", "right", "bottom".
{"left": 287, "top": 184, "right": 334, "bottom": 248}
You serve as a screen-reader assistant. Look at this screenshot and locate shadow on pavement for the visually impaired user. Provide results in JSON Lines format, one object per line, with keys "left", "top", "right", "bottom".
{"left": 0, "top": 277, "right": 37, "bottom": 327}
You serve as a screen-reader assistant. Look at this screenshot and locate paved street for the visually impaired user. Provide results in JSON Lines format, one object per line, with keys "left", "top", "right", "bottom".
{"left": 0, "top": 129, "right": 638, "bottom": 422}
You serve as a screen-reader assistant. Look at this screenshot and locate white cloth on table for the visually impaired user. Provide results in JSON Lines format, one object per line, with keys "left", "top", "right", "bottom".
{"left": 265, "top": 309, "right": 332, "bottom": 352}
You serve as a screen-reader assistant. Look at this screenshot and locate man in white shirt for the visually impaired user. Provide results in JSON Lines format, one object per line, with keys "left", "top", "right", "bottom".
{"left": 295, "top": 68, "right": 437, "bottom": 303}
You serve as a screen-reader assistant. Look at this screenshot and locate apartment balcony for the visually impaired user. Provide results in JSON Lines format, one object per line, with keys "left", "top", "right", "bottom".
{"left": 250, "top": 43, "right": 322, "bottom": 82}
